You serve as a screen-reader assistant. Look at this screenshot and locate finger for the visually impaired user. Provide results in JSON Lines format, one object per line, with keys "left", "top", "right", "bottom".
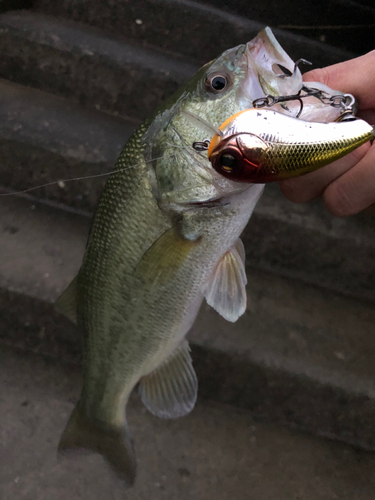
{"left": 358, "top": 109, "right": 375, "bottom": 125}
{"left": 303, "top": 51, "right": 375, "bottom": 110}
{"left": 279, "top": 143, "right": 370, "bottom": 203}
{"left": 323, "top": 143, "right": 375, "bottom": 216}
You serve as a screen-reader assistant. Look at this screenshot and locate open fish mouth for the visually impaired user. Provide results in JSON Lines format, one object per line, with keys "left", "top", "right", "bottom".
{"left": 240, "top": 27, "right": 350, "bottom": 123}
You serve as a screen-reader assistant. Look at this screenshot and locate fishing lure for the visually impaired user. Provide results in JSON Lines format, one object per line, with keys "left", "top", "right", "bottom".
{"left": 205, "top": 107, "right": 374, "bottom": 183}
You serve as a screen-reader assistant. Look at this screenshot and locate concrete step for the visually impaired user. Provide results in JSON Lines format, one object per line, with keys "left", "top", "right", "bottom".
{"left": 33, "top": 0, "right": 357, "bottom": 66}
{"left": 2, "top": 346, "right": 375, "bottom": 499}
{"left": 0, "top": 78, "right": 132, "bottom": 213}
{"left": 0, "top": 11, "right": 197, "bottom": 121}
{"left": 1, "top": 79, "right": 375, "bottom": 302}
{"left": 1, "top": 195, "right": 375, "bottom": 452}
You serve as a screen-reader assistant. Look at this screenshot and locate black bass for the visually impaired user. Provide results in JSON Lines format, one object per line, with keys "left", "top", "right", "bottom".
{"left": 56, "top": 27, "right": 350, "bottom": 485}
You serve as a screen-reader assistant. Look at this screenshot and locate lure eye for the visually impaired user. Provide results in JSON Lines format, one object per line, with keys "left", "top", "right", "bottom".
{"left": 209, "top": 134, "right": 266, "bottom": 182}
{"left": 205, "top": 74, "right": 229, "bottom": 93}
{"left": 210, "top": 146, "right": 243, "bottom": 177}
{"left": 219, "top": 154, "right": 237, "bottom": 172}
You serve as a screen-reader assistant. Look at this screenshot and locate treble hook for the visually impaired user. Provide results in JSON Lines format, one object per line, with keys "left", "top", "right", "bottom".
{"left": 275, "top": 58, "right": 312, "bottom": 78}
{"left": 253, "top": 90, "right": 305, "bottom": 118}
{"left": 253, "top": 86, "right": 357, "bottom": 120}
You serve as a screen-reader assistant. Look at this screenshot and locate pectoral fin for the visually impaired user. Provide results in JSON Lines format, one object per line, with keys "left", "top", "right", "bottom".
{"left": 139, "top": 340, "right": 198, "bottom": 419}
{"left": 55, "top": 276, "right": 78, "bottom": 323}
{"left": 135, "top": 227, "right": 199, "bottom": 286}
{"left": 204, "top": 239, "right": 247, "bottom": 322}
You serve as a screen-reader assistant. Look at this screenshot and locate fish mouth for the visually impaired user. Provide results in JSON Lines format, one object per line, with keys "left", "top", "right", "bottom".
{"left": 240, "top": 28, "right": 352, "bottom": 123}
{"left": 237, "top": 27, "right": 303, "bottom": 111}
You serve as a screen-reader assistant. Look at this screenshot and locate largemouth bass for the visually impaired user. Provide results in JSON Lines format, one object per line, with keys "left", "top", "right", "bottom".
{"left": 207, "top": 108, "right": 374, "bottom": 182}
{"left": 56, "top": 27, "right": 353, "bottom": 485}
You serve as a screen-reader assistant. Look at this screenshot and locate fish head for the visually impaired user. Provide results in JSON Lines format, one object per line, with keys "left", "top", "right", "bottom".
{"left": 148, "top": 28, "right": 298, "bottom": 207}
{"left": 147, "top": 27, "right": 350, "bottom": 207}
{"left": 174, "top": 26, "right": 304, "bottom": 131}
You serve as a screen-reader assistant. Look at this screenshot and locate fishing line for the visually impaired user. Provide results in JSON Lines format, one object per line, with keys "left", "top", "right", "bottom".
{"left": 0, "top": 111, "right": 220, "bottom": 199}
{"left": 0, "top": 156, "right": 163, "bottom": 197}
{"left": 169, "top": 124, "right": 210, "bottom": 161}
{"left": 180, "top": 110, "right": 223, "bottom": 138}
{"left": 0, "top": 115, "right": 216, "bottom": 199}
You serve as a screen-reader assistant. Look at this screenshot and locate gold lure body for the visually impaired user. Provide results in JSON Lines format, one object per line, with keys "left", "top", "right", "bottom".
{"left": 208, "top": 108, "right": 374, "bottom": 182}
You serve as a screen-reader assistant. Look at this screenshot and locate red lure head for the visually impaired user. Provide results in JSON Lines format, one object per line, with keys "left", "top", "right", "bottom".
{"left": 208, "top": 133, "right": 267, "bottom": 182}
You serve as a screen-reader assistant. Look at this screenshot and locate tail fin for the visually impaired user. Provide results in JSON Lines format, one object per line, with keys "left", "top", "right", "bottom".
{"left": 58, "top": 403, "right": 136, "bottom": 486}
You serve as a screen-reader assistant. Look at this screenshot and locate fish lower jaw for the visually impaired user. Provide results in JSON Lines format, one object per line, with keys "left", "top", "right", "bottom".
{"left": 185, "top": 198, "right": 226, "bottom": 208}
{"left": 161, "top": 197, "right": 227, "bottom": 215}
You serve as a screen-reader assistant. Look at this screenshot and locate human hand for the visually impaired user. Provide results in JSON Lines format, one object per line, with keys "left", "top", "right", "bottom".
{"left": 280, "top": 51, "right": 375, "bottom": 216}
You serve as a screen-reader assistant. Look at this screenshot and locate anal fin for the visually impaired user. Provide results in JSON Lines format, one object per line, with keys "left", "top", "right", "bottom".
{"left": 139, "top": 340, "right": 198, "bottom": 419}
{"left": 55, "top": 276, "right": 78, "bottom": 324}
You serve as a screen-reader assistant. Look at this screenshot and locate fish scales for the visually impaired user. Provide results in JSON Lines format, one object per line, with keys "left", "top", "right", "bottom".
{"left": 79, "top": 144, "right": 255, "bottom": 419}
{"left": 60, "top": 102, "right": 262, "bottom": 476}
{"left": 254, "top": 124, "right": 372, "bottom": 179}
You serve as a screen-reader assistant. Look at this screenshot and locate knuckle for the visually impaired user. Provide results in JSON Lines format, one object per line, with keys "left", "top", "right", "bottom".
{"left": 323, "top": 181, "right": 355, "bottom": 216}
{"left": 279, "top": 180, "right": 313, "bottom": 203}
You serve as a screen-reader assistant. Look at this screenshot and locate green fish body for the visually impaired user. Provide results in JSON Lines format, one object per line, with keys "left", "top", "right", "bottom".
{"left": 56, "top": 28, "right": 351, "bottom": 485}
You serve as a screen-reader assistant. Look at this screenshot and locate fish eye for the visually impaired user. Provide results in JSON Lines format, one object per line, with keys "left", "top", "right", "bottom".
{"left": 219, "top": 154, "right": 237, "bottom": 172}
{"left": 205, "top": 73, "right": 228, "bottom": 93}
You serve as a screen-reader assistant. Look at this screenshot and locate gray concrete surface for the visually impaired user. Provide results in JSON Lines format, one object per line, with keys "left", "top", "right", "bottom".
{"left": 0, "top": 78, "right": 132, "bottom": 212}
{"left": 0, "top": 11, "right": 196, "bottom": 121}
{"left": 2, "top": 345, "right": 375, "bottom": 500}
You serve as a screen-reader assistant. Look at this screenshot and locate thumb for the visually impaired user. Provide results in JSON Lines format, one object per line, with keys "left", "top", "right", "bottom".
{"left": 303, "top": 50, "right": 375, "bottom": 110}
